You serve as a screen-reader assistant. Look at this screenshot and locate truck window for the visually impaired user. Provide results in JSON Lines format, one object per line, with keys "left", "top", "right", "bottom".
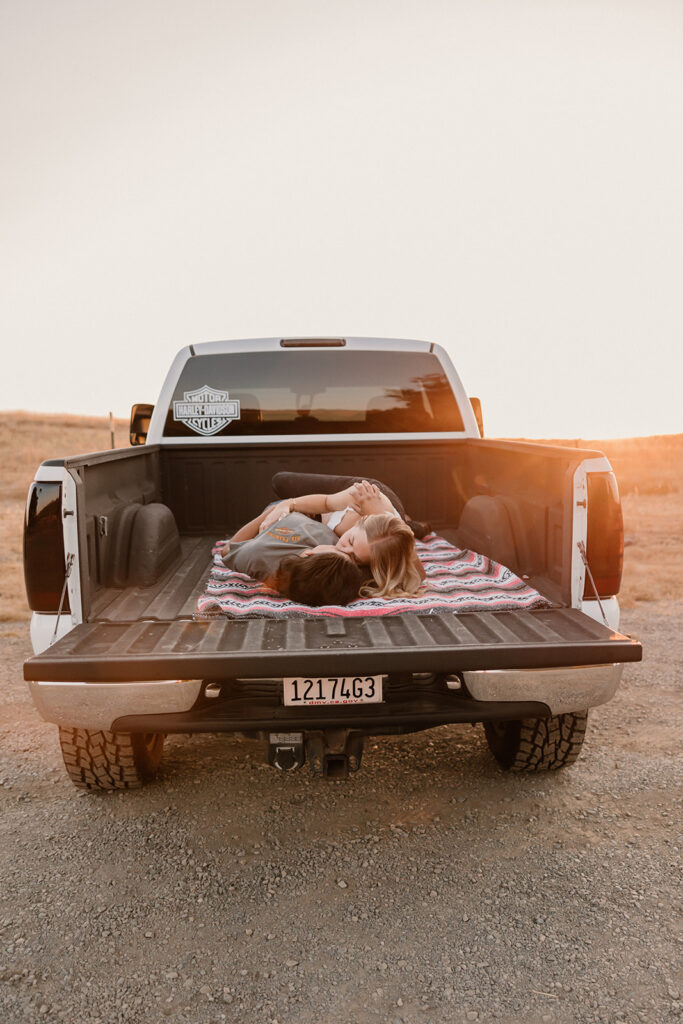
{"left": 163, "top": 350, "right": 464, "bottom": 437}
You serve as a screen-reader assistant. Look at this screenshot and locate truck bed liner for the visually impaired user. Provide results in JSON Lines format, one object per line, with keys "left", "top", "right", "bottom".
{"left": 25, "top": 607, "right": 641, "bottom": 682}
{"left": 90, "top": 537, "right": 214, "bottom": 622}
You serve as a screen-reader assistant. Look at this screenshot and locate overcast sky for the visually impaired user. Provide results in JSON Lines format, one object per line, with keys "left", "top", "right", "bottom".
{"left": 1, "top": 0, "right": 681, "bottom": 438}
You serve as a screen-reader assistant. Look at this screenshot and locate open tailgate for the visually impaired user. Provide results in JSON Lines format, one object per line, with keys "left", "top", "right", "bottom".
{"left": 25, "top": 608, "right": 641, "bottom": 682}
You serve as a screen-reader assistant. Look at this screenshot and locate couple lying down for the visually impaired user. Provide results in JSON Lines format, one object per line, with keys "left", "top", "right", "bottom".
{"left": 220, "top": 472, "right": 429, "bottom": 606}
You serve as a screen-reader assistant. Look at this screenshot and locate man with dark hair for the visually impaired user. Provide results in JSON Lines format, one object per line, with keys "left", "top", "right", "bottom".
{"left": 221, "top": 507, "right": 366, "bottom": 607}
{"left": 274, "top": 551, "right": 364, "bottom": 607}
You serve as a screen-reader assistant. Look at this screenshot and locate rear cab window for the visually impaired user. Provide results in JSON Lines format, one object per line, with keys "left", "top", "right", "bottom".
{"left": 163, "top": 349, "right": 464, "bottom": 438}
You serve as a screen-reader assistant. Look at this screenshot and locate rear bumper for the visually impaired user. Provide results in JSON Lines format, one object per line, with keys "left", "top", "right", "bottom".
{"left": 27, "top": 662, "right": 623, "bottom": 732}
{"left": 27, "top": 678, "right": 204, "bottom": 730}
{"left": 462, "top": 663, "right": 623, "bottom": 716}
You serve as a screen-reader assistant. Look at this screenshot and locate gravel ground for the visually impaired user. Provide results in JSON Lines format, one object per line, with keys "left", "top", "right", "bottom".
{"left": 0, "top": 603, "right": 681, "bottom": 1024}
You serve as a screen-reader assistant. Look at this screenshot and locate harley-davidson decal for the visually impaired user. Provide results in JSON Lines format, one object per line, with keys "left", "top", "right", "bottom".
{"left": 173, "top": 385, "right": 240, "bottom": 436}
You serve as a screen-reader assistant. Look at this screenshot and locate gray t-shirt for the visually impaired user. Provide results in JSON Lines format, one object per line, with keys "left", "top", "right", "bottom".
{"left": 222, "top": 513, "right": 338, "bottom": 580}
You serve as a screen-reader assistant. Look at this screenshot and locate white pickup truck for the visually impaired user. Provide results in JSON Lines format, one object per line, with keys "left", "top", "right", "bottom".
{"left": 23, "top": 337, "right": 641, "bottom": 787}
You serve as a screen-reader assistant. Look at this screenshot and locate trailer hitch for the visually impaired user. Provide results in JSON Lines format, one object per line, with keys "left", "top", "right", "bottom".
{"left": 267, "top": 730, "right": 365, "bottom": 777}
{"left": 306, "top": 729, "right": 365, "bottom": 780}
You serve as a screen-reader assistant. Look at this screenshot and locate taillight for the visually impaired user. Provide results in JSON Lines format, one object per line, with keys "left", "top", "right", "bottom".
{"left": 24, "top": 482, "right": 70, "bottom": 613}
{"left": 583, "top": 471, "right": 623, "bottom": 599}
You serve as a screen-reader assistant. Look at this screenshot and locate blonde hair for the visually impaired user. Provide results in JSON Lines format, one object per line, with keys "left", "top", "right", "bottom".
{"left": 358, "top": 514, "right": 425, "bottom": 599}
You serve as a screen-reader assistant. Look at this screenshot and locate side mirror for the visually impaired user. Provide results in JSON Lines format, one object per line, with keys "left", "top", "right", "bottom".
{"left": 130, "top": 403, "right": 154, "bottom": 445}
{"left": 469, "top": 397, "right": 484, "bottom": 436}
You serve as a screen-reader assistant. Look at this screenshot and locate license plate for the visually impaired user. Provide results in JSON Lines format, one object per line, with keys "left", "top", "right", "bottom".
{"left": 282, "top": 676, "right": 383, "bottom": 707}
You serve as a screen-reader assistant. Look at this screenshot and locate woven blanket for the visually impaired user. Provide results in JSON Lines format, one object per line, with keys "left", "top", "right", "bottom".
{"left": 195, "top": 535, "right": 551, "bottom": 619}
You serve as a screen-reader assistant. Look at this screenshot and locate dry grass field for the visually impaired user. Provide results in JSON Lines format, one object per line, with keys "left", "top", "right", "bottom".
{"left": 1, "top": 412, "right": 680, "bottom": 620}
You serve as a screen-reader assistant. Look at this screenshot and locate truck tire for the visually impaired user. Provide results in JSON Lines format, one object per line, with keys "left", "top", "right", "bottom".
{"left": 58, "top": 728, "right": 164, "bottom": 790}
{"left": 483, "top": 711, "right": 588, "bottom": 771}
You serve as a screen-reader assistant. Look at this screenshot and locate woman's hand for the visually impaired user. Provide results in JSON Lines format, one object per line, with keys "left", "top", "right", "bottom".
{"left": 348, "top": 481, "right": 393, "bottom": 515}
{"left": 258, "top": 500, "right": 293, "bottom": 533}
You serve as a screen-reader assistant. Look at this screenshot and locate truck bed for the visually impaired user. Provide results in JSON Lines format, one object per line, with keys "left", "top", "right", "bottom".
{"left": 89, "top": 536, "right": 214, "bottom": 623}
{"left": 26, "top": 526, "right": 641, "bottom": 684}
{"left": 26, "top": 436, "right": 641, "bottom": 686}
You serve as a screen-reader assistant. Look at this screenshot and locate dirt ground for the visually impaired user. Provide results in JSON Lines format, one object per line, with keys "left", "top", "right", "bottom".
{"left": 0, "top": 602, "right": 681, "bottom": 1024}
{"left": 0, "top": 416, "right": 681, "bottom": 1023}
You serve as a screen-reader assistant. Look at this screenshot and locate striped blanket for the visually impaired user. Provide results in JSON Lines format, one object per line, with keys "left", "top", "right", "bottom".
{"left": 195, "top": 535, "right": 551, "bottom": 619}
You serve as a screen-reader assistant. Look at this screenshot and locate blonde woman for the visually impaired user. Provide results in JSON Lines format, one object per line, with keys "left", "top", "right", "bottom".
{"left": 352, "top": 512, "right": 425, "bottom": 599}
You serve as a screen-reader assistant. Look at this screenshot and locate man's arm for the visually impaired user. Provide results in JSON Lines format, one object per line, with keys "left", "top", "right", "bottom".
{"left": 257, "top": 487, "right": 362, "bottom": 534}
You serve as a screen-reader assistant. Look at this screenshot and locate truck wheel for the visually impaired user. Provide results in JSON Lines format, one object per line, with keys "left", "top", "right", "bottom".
{"left": 483, "top": 711, "right": 588, "bottom": 771}
{"left": 58, "top": 728, "right": 165, "bottom": 790}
